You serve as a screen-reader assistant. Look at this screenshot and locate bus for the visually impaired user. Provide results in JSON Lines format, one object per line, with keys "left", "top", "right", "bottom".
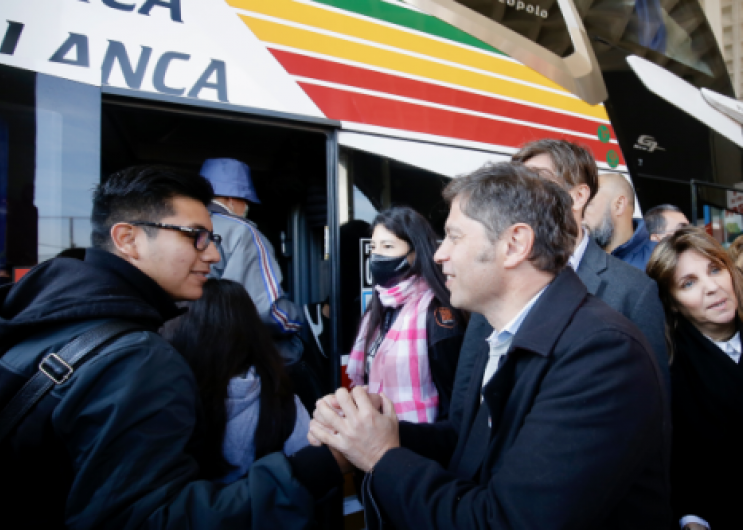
{"left": 0, "top": 0, "right": 736, "bottom": 394}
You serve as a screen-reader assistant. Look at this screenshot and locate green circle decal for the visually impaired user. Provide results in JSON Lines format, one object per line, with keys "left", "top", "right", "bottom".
{"left": 606, "top": 150, "right": 619, "bottom": 168}
{"left": 598, "top": 125, "right": 611, "bottom": 143}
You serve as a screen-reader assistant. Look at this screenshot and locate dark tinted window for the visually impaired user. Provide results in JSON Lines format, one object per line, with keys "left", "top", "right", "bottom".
{"left": 0, "top": 64, "right": 100, "bottom": 270}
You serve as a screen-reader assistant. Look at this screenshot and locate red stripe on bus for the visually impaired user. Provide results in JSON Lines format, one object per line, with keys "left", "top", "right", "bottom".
{"left": 270, "top": 48, "right": 613, "bottom": 141}
{"left": 298, "top": 82, "right": 625, "bottom": 165}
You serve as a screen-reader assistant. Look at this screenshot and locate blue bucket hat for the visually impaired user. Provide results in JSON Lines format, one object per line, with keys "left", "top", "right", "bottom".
{"left": 199, "top": 158, "right": 261, "bottom": 204}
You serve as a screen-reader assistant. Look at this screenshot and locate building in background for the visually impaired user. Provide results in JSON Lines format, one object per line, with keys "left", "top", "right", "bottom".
{"left": 701, "top": 0, "right": 743, "bottom": 99}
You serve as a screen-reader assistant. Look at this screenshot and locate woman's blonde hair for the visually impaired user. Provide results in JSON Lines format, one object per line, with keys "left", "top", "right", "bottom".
{"left": 646, "top": 226, "right": 743, "bottom": 362}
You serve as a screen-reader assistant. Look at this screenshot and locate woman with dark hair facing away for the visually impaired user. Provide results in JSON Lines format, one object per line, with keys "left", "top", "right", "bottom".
{"left": 346, "top": 206, "right": 465, "bottom": 423}
{"left": 161, "top": 278, "right": 310, "bottom": 483}
{"left": 647, "top": 226, "right": 743, "bottom": 530}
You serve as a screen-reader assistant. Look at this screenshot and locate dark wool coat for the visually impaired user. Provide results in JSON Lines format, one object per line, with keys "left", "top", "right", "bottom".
{"left": 670, "top": 316, "right": 743, "bottom": 529}
{"left": 363, "top": 268, "right": 671, "bottom": 530}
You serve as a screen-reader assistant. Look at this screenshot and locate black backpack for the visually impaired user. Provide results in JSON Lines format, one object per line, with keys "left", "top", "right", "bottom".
{"left": 0, "top": 321, "right": 141, "bottom": 526}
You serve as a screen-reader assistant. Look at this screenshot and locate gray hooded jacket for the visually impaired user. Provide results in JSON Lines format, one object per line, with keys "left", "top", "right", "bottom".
{"left": 221, "top": 368, "right": 311, "bottom": 483}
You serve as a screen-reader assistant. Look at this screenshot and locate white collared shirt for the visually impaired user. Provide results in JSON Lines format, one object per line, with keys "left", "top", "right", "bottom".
{"left": 568, "top": 228, "right": 590, "bottom": 271}
{"left": 710, "top": 331, "right": 741, "bottom": 364}
{"left": 482, "top": 287, "right": 546, "bottom": 390}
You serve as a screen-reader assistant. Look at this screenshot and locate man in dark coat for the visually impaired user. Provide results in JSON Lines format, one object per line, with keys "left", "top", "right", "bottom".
{"left": 0, "top": 166, "right": 342, "bottom": 528}
{"left": 454, "top": 141, "right": 669, "bottom": 427}
{"left": 310, "top": 162, "right": 671, "bottom": 529}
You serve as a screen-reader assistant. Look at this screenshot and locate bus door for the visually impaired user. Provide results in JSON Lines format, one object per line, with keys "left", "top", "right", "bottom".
{"left": 101, "top": 90, "right": 332, "bottom": 299}
{"left": 0, "top": 63, "right": 341, "bottom": 386}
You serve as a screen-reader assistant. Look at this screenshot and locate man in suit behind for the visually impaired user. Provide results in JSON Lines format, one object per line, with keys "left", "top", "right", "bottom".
{"left": 455, "top": 140, "right": 668, "bottom": 421}
{"left": 310, "top": 162, "right": 670, "bottom": 529}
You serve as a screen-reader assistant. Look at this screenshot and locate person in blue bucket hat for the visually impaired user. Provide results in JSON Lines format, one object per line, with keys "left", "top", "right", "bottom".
{"left": 200, "top": 158, "right": 304, "bottom": 362}
{"left": 200, "top": 158, "right": 261, "bottom": 214}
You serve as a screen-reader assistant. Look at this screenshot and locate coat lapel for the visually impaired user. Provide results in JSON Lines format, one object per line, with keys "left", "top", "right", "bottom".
{"left": 576, "top": 238, "right": 607, "bottom": 296}
{"left": 448, "top": 337, "right": 490, "bottom": 475}
{"left": 460, "top": 340, "right": 490, "bottom": 436}
{"left": 481, "top": 352, "right": 518, "bottom": 436}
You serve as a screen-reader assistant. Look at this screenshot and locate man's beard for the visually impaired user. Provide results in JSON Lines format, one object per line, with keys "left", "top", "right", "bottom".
{"left": 591, "top": 207, "right": 615, "bottom": 249}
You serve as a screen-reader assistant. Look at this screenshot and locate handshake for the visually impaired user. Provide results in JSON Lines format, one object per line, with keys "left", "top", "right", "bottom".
{"left": 308, "top": 387, "right": 400, "bottom": 473}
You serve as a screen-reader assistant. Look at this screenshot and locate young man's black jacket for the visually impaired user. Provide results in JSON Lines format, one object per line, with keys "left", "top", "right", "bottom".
{"left": 0, "top": 248, "right": 339, "bottom": 529}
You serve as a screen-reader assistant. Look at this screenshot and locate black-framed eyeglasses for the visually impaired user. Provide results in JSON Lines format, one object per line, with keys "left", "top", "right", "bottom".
{"left": 130, "top": 222, "right": 222, "bottom": 251}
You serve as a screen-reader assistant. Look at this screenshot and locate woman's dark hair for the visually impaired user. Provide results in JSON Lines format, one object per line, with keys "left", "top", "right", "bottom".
{"left": 363, "top": 206, "right": 464, "bottom": 354}
{"left": 160, "top": 279, "right": 295, "bottom": 479}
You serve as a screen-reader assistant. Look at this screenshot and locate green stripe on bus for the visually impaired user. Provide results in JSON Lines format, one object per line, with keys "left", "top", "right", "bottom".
{"left": 310, "top": 0, "right": 506, "bottom": 56}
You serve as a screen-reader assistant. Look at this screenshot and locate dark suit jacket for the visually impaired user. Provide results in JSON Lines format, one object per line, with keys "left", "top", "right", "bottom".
{"left": 579, "top": 237, "right": 668, "bottom": 382}
{"left": 365, "top": 268, "right": 671, "bottom": 530}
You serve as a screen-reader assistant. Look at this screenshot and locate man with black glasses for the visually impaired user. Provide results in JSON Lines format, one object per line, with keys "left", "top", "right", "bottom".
{"left": 0, "top": 165, "right": 344, "bottom": 528}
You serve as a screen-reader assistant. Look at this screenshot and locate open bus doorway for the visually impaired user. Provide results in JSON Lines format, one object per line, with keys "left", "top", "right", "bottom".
{"left": 100, "top": 95, "right": 330, "bottom": 310}
{"left": 100, "top": 95, "right": 340, "bottom": 419}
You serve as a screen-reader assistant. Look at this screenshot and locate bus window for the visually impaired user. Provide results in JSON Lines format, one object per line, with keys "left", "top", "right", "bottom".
{"left": 0, "top": 64, "right": 100, "bottom": 267}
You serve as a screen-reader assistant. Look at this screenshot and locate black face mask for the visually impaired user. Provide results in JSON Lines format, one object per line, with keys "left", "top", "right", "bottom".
{"left": 369, "top": 253, "right": 411, "bottom": 288}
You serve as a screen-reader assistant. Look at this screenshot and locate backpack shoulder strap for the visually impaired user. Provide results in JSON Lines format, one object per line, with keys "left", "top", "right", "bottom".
{"left": 0, "top": 320, "right": 143, "bottom": 444}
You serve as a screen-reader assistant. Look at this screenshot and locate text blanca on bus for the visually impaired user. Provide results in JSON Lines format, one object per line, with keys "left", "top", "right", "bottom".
{"left": 2, "top": 0, "right": 229, "bottom": 103}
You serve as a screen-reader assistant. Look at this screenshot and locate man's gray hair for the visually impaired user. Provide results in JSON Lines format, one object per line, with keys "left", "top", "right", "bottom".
{"left": 443, "top": 162, "right": 578, "bottom": 273}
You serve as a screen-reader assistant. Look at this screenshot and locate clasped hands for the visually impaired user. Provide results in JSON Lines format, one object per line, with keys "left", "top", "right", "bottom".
{"left": 308, "top": 386, "right": 400, "bottom": 473}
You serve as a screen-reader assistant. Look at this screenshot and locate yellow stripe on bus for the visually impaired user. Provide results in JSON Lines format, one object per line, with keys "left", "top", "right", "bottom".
{"left": 228, "top": 0, "right": 569, "bottom": 95}
{"left": 238, "top": 14, "right": 610, "bottom": 121}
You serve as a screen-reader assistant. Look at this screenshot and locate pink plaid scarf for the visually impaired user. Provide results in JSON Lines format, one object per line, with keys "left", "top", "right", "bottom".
{"left": 347, "top": 276, "right": 439, "bottom": 423}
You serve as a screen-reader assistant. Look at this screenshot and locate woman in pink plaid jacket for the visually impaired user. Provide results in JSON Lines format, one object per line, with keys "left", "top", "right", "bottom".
{"left": 346, "top": 206, "right": 466, "bottom": 423}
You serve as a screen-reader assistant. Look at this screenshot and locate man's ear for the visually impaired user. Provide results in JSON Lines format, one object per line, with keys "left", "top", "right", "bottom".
{"left": 614, "top": 195, "right": 628, "bottom": 217}
{"left": 110, "top": 223, "right": 140, "bottom": 260}
{"left": 503, "top": 223, "right": 534, "bottom": 269}
{"left": 570, "top": 184, "right": 591, "bottom": 214}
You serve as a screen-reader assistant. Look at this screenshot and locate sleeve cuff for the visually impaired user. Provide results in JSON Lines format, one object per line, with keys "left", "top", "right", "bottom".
{"left": 287, "top": 445, "right": 342, "bottom": 500}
